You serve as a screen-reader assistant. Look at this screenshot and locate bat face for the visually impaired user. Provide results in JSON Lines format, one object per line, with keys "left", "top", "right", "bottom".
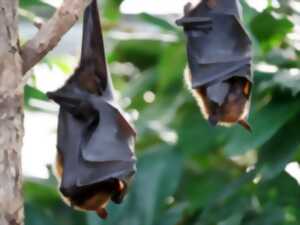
{"left": 197, "top": 78, "right": 251, "bottom": 128}
{"left": 48, "top": 0, "right": 136, "bottom": 219}
{"left": 185, "top": 69, "right": 251, "bottom": 131}
{"left": 55, "top": 151, "right": 126, "bottom": 219}
{"left": 179, "top": 0, "right": 253, "bottom": 131}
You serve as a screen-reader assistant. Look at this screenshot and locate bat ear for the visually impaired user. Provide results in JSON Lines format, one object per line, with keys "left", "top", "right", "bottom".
{"left": 47, "top": 90, "right": 96, "bottom": 119}
{"left": 184, "top": 2, "right": 192, "bottom": 15}
{"left": 47, "top": 91, "right": 81, "bottom": 106}
{"left": 80, "top": 0, "right": 107, "bottom": 87}
{"left": 238, "top": 119, "right": 252, "bottom": 132}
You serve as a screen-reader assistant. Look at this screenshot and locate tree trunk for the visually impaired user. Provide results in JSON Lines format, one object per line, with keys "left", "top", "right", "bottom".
{"left": 0, "top": 0, "right": 24, "bottom": 224}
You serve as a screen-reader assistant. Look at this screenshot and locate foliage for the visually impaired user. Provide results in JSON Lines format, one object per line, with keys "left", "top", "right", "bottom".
{"left": 21, "top": 0, "right": 300, "bottom": 225}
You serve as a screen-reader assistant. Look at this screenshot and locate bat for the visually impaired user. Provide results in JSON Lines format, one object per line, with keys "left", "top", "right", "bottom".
{"left": 47, "top": 0, "right": 136, "bottom": 219}
{"left": 176, "top": 0, "right": 253, "bottom": 131}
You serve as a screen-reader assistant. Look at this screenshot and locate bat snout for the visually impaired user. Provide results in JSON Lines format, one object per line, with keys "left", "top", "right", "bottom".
{"left": 208, "top": 115, "right": 218, "bottom": 127}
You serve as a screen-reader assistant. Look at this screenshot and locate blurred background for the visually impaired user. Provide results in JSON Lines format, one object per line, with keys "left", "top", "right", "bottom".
{"left": 20, "top": 0, "right": 300, "bottom": 224}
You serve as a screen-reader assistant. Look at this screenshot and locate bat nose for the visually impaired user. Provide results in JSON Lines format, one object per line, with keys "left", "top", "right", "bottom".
{"left": 208, "top": 116, "right": 218, "bottom": 127}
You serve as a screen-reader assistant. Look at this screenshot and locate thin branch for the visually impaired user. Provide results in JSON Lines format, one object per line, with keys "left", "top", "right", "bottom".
{"left": 20, "top": 0, "right": 92, "bottom": 75}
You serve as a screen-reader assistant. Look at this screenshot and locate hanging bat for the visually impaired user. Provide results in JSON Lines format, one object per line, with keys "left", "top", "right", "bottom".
{"left": 176, "top": 0, "right": 253, "bottom": 131}
{"left": 47, "top": 0, "right": 136, "bottom": 219}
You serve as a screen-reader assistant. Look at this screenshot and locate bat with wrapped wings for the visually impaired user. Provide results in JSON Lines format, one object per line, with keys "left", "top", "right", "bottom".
{"left": 47, "top": 0, "right": 136, "bottom": 219}
{"left": 176, "top": 0, "right": 253, "bottom": 131}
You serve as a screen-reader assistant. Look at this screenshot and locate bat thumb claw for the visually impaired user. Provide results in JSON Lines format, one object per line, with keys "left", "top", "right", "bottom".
{"left": 239, "top": 120, "right": 252, "bottom": 133}
{"left": 96, "top": 207, "right": 108, "bottom": 219}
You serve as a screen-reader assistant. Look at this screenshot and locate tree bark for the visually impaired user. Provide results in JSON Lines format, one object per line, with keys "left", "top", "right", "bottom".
{"left": 0, "top": 0, "right": 90, "bottom": 224}
{"left": 0, "top": 0, "right": 24, "bottom": 225}
{"left": 21, "top": 0, "right": 91, "bottom": 74}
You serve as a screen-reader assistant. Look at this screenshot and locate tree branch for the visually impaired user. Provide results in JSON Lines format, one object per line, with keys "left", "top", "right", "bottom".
{"left": 20, "top": 0, "right": 92, "bottom": 74}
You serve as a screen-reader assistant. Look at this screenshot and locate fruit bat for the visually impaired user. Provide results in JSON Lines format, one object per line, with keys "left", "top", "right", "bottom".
{"left": 47, "top": 0, "right": 136, "bottom": 219}
{"left": 176, "top": 0, "right": 253, "bottom": 131}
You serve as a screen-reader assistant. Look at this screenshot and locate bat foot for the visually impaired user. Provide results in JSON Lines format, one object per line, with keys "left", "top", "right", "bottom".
{"left": 239, "top": 120, "right": 252, "bottom": 133}
{"left": 96, "top": 207, "right": 108, "bottom": 219}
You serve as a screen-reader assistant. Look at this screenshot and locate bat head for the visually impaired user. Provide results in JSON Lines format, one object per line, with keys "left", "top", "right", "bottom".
{"left": 197, "top": 77, "right": 251, "bottom": 131}
{"left": 185, "top": 67, "right": 251, "bottom": 132}
{"left": 60, "top": 177, "right": 127, "bottom": 219}
{"left": 73, "top": 180, "right": 125, "bottom": 213}
{"left": 55, "top": 151, "right": 130, "bottom": 219}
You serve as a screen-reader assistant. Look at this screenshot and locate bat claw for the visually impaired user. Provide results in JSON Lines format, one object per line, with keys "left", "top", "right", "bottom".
{"left": 96, "top": 207, "right": 108, "bottom": 219}
{"left": 239, "top": 120, "right": 252, "bottom": 133}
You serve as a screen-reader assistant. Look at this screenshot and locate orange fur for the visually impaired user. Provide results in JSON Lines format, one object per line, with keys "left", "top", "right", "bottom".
{"left": 184, "top": 66, "right": 251, "bottom": 129}
{"left": 54, "top": 151, "right": 113, "bottom": 217}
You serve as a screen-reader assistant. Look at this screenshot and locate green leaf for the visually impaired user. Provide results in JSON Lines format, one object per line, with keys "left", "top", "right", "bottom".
{"left": 257, "top": 115, "right": 300, "bottom": 180}
{"left": 157, "top": 43, "right": 186, "bottom": 93}
{"left": 24, "top": 180, "right": 87, "bottom": 225}
{"left": 176, "top": 106, "right": 226, "bottom": 155}
{"left": 272, "top": 70, "right": 300, "bottom": 95}
{"left": 87, "top": 147, "right": 183, "bottom": 225}
{"left": 24, "top": 85, "right": 48, "bottom": 107}
{"left": 19, "top": 8, "right": 43, "bottom": 24}
{"left": 20, "top": 0, "right": 42, "bottom": 8}
{"left": 154, "top": 204, "right": 187, "bottom": 225}
{"left": 139, "top": 13, "right": 178, "bottom": 32}
{"left": 103, "top": 0, "right": 123, "bottom": 21}
{"left": 250, "top": 10, "right": 293, "bottom": 53}
{"left": 224, "top": 100, "right": 300, "bottom": 156}
{"left": 111, "top": 40, "right": 164, "bottom": 70}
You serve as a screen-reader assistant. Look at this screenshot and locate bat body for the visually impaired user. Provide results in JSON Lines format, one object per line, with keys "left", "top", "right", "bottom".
{"left": 47, "top": 0, "right": 136, "bottom": 219}
{"left": 177, "top": 0, "right": 253, "bottom": 131}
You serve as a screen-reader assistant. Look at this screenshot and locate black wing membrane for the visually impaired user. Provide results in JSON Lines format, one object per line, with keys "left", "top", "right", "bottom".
{"left": 177, "top": 0, "right": 252, "bottom": 87}
{"left": 177, "top": 0, "right": 253, "bottom": 130}
{"left": 79, "top": 0, "right": 107, "bottom": 87}
{"left": 47, "top": 0, "right": 136, "bottom": 218}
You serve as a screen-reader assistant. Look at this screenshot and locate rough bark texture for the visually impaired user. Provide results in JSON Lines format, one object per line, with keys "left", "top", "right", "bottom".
{"left": 21, "top": 0, "right": 91, "bottom": 74}
{"left": 0, "top": 0, "right": 24, "bottom": 225}
{"left": 0, "top": 0, "right": 91, "bottom": 224}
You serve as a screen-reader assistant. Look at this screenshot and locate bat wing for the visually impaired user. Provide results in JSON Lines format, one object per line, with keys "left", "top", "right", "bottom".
{"left": 81, "top": 98, "right": 135, "bottom": 163}
{"left": 48, "top": 89, "right": 136, "bottom": 201}
{"left": 79, "top": 0, "right": 107, "bottom": 88}
{"left": 189, "top": 59, "right": 251, "bottom": 88}
{"left": 48, "top": 0, "right": 136, "bottom": 207}
{"left": 177, "top": 0, "right": 252, "bottom": 87}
